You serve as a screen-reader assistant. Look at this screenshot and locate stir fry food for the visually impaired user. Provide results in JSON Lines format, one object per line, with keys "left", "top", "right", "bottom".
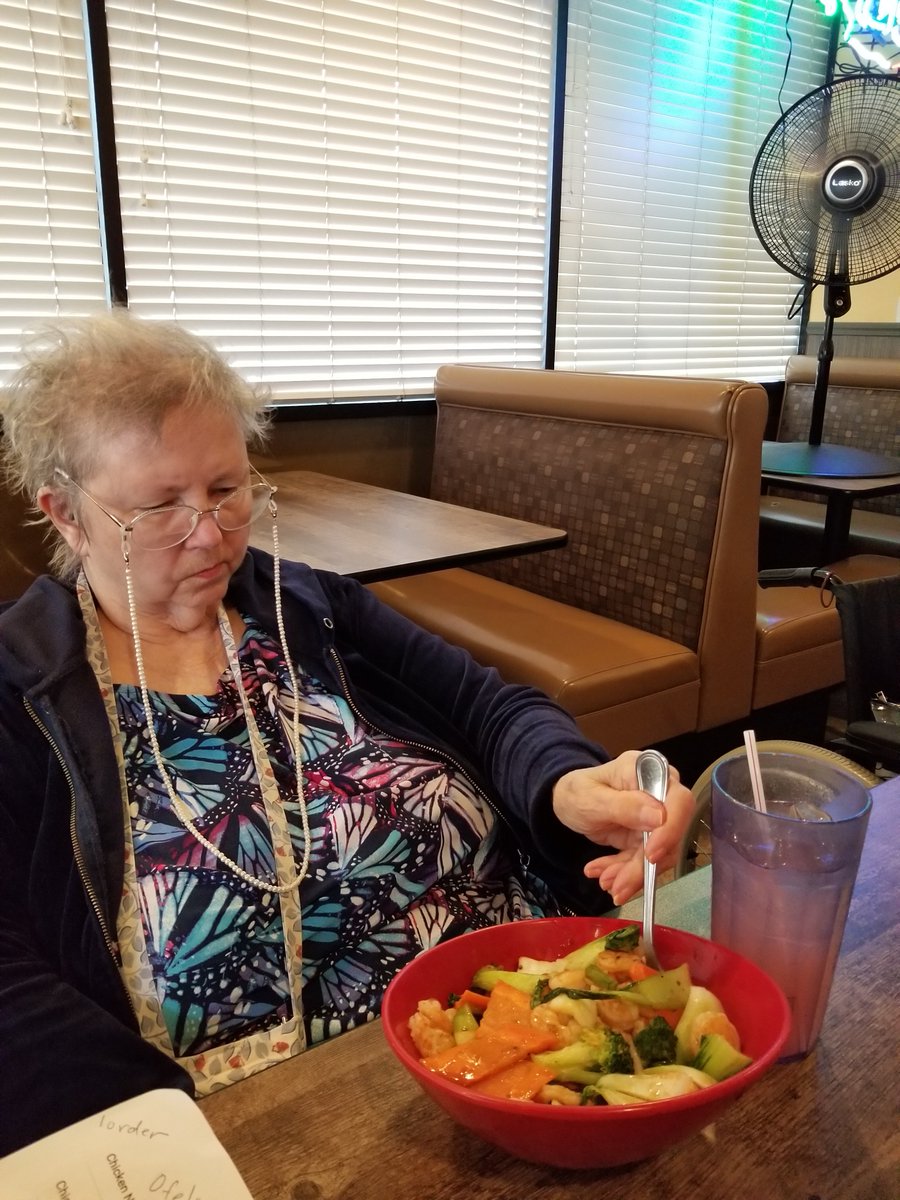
{"left": 408, "top": 924, "right": 752, "bottom": 1106}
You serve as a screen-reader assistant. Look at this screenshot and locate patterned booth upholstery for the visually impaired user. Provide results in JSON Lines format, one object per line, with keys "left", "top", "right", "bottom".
{"left": 370, "top": 365, "right": 768, "bottom": 755}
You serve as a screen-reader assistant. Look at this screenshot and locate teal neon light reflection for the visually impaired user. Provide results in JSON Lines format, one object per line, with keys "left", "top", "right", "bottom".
{"left": 817, "top": 1, "right": 900, "bottom": 40}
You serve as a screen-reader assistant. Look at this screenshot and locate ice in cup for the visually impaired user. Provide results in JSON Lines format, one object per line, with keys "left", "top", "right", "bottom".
{"left": 710, "top": 752, "right": 871, "bottom": 1061}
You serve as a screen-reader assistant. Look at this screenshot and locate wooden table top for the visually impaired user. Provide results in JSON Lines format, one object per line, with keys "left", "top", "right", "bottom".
{"left": 250, "top": 468, "right": 567, "bottom": 581}
{"left": 200, "top": 775, "right": 899, "bottom": 1200}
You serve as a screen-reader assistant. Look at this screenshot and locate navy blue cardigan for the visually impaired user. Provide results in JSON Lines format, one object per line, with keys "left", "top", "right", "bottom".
{"left": 0, "top": 548, "right": 610, "bottom": 1153}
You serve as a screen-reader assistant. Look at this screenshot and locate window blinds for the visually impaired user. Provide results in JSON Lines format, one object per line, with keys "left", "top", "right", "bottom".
{"left": 104, "top": 0, "right": 554, "bottom": 400}
{"left": 555, "top": 1, "right": 833, "bottom": 379}
{"left": 0, "top": 0, "right": 106, "bottom": 382}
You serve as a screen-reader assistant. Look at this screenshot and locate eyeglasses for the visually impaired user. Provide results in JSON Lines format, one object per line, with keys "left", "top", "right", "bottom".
{"left": 55, "top": 465, "right": 277, "bottom": 552}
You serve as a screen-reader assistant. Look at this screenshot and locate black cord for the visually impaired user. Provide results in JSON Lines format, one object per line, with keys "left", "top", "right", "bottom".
{"left": 777, "top": 0, "right": 796, "bottom": 116}
{"left": 787, "top": 280, "right": 812, "bottom": 321}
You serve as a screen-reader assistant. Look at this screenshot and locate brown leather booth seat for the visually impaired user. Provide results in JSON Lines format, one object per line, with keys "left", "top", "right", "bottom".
{"left": 760, "top": 355, "right": 900, "bottom": 566}
{"left": 374, "top": 568, "right": 700, "bottom": 755}
{"left": 371, "top": 365, "right": 768, "bottom": 755}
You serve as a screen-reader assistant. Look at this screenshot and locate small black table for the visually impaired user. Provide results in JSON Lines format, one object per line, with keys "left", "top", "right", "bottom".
{"left": 761, "top": 444, "right": 900, "bottom": 562}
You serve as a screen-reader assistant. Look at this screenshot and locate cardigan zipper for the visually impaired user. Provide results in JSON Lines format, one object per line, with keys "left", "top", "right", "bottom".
{"left": 24, "top": 695, "right": 121, "bottom": 964}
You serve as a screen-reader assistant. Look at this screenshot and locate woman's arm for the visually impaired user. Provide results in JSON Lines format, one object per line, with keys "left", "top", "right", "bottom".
{"left": 321, "top": 572, "right": 694, "bottom": 906}
{"left": 324, "top": 569, "right": 604, "bottom": 809}
{"left": 0, "top": 926, "right": 193, "bottom": 1155}
{"left": 0, "top": 695, "right": 192, "bottom": 1155}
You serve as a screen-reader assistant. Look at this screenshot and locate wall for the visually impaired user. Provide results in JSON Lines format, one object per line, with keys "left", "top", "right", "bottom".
{"left": 808, "top": 272, "right": 900, "bottom": 323}
{"left": 805, "top": 273, "right": 900, "bottom": 358}
{"left": 253, "top": 407, "right": 436, "bottom": 496}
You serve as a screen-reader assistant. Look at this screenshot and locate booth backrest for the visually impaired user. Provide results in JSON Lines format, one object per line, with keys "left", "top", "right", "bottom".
{"left": 773, "top": 355, "right": 900, "bottom": 518}
{"left": 428, "top": 364, "right": 768, "bottom": 729}
{"left": 0, "top": 478, "right": 51, "bottom": 602}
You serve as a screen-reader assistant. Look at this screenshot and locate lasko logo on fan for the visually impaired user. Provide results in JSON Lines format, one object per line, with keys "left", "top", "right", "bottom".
{"left": 823, "top": 158, "right": 874, "bottom": 208}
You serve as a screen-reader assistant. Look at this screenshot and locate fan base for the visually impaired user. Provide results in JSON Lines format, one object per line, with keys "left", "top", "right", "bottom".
{"left": 762, "top": 441, "right": 900, "bottom": 479}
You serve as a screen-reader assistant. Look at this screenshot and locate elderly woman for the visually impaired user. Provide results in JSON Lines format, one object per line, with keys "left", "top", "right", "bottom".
{"left": 0, "top": 310, "right": 693, "bottom": 1153}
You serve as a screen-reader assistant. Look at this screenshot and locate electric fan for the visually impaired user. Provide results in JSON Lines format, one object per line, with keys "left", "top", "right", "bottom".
{"left": 749, "top": 71, "right": 900, "bottom": 477}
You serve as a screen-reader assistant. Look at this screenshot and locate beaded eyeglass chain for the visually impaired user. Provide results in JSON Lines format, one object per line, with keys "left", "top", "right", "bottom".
{"left": 120, "top": 498, "right": 311, "bottom": 896}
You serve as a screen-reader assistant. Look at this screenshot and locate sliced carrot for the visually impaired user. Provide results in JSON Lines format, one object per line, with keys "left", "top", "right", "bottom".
{"left": 652, "top": 1007, "right": 683, "bottom": 1030}
{"left": 478, "top": 980, "right": 533, "bottom": 1031}
{"left": 422, "top": 1024, "right": 558, "bottom": 1085}
{"left": 471, "top": 1058, "right": 557, "bottom": 1101}
{"left": 452, "top": 988, "right": 491, "bottom": 1013}
{"left": 628, "top": 960, "right": 659, "bottom": 982}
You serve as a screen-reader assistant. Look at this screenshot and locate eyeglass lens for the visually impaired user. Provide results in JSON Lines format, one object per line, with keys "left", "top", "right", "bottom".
{"left": 129, "top": 483, "right": 273, "bottom": 550}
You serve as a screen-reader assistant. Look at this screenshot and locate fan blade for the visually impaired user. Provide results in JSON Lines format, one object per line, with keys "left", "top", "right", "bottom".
{"left": 749, "top": 73, "right": 900, "bottom": 287}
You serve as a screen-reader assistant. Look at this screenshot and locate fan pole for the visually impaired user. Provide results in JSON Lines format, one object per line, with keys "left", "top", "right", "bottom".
{"left": 809, "top": 285, "right": 850, "bottom": 446}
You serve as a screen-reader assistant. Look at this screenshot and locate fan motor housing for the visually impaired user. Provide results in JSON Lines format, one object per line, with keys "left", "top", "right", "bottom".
{"left": 822, "top": 156, "right": 881, "bottom": 212}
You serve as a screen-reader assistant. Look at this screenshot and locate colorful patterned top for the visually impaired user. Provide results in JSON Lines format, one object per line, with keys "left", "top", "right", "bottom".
{"left": 114, "top": 617, "right": 554, "bottom": 1066}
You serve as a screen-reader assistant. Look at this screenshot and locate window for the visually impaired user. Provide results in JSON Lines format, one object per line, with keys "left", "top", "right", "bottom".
{"left": 0, "top": 0, "right": 106, "bottom": 381}
{"left": 104, "top": 0, "right": 554, "bottom": 400}
{"left": 2, "top": 2, "right": 836, "bottom": 397}
{"left": 555, "top": 1, "right": 833, "bottom": 378}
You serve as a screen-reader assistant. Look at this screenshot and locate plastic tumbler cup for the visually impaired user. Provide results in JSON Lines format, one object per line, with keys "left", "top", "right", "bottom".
{"left": 710, "top": 751, "right": 871, "bottom": 1061}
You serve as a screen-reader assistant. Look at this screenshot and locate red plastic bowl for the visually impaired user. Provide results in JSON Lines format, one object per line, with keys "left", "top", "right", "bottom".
{"left": 381, "top": 916, "right": 790, "bottom": 1169}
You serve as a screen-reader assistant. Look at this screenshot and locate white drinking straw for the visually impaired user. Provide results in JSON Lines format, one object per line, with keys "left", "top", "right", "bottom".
{"left": 743, "top": 728, "right": 768, "bottom": 814}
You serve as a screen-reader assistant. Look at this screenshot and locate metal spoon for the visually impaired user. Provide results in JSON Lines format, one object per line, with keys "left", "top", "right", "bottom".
{"left": 635, "top": 749, "right": 670, "bottom": 971}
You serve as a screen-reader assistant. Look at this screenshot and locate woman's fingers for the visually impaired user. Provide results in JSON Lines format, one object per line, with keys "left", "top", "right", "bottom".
{"left": 583, "top": 850, "right": 645, "bottom": 906}
{"left": 552, "top": 752, "right": 696, "bottom": 905}
{"left": 552, "top": 770, "right": 666, "bottom": 843}
{"left": 643, "top": 775, "right": 694, "bottom": 861}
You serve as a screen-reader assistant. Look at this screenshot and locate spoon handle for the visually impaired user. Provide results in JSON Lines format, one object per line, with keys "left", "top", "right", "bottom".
{"left": 641, "top": 847, "right": 658, "bottom": 965}
{"left": 636, "top": 749, "right": 669, "bottom": 802}
{"left": 636, "top": 750, "right": 670, "bottom": 969}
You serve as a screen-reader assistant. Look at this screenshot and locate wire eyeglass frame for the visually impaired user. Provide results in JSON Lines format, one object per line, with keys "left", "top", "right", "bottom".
{"left": 54, "top": 464, "right": 278, "bottom": 558}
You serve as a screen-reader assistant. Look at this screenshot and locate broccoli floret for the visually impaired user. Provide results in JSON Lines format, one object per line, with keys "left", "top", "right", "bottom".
{"left": 633, "top": 1016, "right": 677, "bottom": 1068}
{"left": 534, "top": 1026, "right": 633, "bottom": 1078}
{"left": 581, "top": 1026, "right": 634, "bottom": 1075}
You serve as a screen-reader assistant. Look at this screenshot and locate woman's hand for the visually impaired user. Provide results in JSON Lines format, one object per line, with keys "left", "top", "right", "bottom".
{"left": 551, "top": 750, "right": 695, "bottom": 907}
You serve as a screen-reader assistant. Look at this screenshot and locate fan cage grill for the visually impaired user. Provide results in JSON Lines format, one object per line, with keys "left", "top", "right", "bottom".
{"left": 750, "top": 73, "right": 900, "bottom": 286}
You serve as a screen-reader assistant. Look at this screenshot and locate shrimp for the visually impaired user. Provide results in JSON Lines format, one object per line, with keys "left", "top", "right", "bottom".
{"left": 684, "top": 1010, "right": 741, "bottom": 1060}
{"left": 408, "top": 998, "right": 454, "bottom": 1058}
{"left": 529, "top": 1001, "right": 581, "bottom": 1046}
{"left": 547, "top": 967, "right": 589, "bottom": 991}
{"left": 592, "top": 951, "right": 645, "bottom": 983}
{"left": 595, "top": 997, "right": 641, "bottom": 1033}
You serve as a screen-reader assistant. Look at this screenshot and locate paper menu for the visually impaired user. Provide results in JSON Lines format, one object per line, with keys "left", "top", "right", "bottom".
{"left": 0, "top": 1088, "right": 254, "bottom": 1199}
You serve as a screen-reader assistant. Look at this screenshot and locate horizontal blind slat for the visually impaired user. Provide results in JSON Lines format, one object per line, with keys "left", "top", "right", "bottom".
{"left": 0, "top": 0, "right": 106, "bottom": 383}
{"left": 106, "top": 0, "right": 553, "bottom": 398}
{"left": 556, "top": 0, "right": 832, "bottom": 381}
